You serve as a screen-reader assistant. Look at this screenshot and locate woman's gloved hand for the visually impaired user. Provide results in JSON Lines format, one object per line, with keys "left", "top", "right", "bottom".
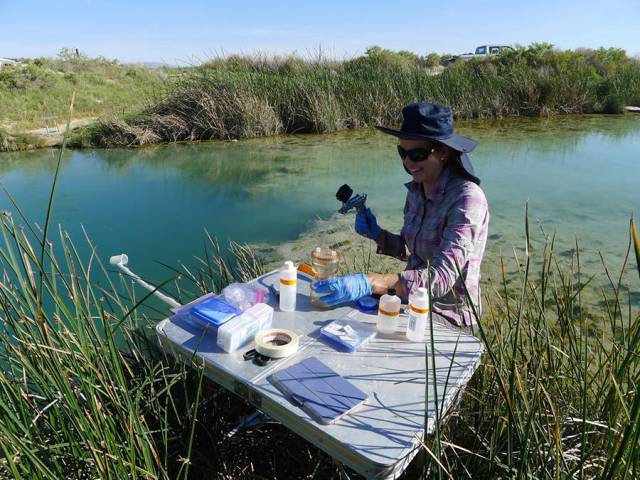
{"left": 314, "top": 274, "right": 372, "bottom": 306}
{"left": 355, "top": 208, "right": 382, "bottom": 240}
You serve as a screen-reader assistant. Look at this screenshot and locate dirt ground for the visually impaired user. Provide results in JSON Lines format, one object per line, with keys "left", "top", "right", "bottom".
{"left": 23, "top": 117, "right": 97, "bottom": 147}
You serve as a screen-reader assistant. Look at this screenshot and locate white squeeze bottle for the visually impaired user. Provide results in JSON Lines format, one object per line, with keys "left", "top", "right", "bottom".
{"left": 279, "top": 261, "right": 297, "bottom": 312}
{"left": 377, "top": 288, "right": 401, "bottom": 334}
{"left": 406, "top": 287, "right": 430, "bottom": 342}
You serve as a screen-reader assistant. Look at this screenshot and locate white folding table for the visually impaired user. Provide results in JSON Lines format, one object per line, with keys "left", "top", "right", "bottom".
{"left": 156, "top": 270, "right": 484, "bottom": 479}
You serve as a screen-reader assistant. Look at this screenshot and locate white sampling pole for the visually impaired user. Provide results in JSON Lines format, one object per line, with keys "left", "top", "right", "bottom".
{"left": 109, "top": 253, "right": 181, "bottom": 309}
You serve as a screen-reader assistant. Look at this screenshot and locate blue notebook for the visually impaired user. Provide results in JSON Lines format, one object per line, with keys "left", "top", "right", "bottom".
{"left": 270, "top": 357, "right": 368, "bottom": 424}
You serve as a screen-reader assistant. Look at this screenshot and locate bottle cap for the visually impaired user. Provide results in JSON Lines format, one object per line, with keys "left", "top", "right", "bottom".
{"left": 283, "top": 261, "right": 295, "bottom": 270}
{"left": 356, "top": 295, "right": 379, "bottom": 312}
{"left": 414, "top": 287, "right": 428, "bottom": 299}
{"left": 387, "top": 288, "right": 396, "bottom": 296}
{"left": 311, "top": 247, "right": 341, "bottom": 264}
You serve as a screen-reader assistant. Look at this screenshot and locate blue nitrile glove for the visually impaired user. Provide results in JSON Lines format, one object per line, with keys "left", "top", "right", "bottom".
{"left": 314, "top": 274, "right": 372, "bottom": 306}
{"left": 355, "top": 208, "right": 382, "bottom": 240}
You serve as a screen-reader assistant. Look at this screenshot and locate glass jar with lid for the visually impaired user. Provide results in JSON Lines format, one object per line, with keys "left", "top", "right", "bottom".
{"left": 309, "top": 247, "right": 341, "bottom": 309}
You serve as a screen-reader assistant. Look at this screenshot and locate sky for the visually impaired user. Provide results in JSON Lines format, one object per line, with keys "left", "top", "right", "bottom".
{"left": 1, "top": 0, "right": 639, "bottom": 64}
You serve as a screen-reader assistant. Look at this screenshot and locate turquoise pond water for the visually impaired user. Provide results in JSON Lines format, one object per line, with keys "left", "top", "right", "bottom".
{"left": 0, "top": 115, "right": 639, "bottom": 306}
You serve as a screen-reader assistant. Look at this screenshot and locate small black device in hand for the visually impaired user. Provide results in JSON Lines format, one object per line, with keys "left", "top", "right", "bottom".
{"left": 336, "top": 184, "right": 367, "bottom": 215}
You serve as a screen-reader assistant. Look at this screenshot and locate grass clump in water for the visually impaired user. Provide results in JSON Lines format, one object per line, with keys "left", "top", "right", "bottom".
{"left": 70, "top": 44, "right": 640, "bottom": 147}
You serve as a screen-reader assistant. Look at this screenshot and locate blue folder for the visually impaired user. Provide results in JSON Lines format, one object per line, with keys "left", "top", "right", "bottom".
{"left": 190, "top": 297, "right": 240, "bottom": 327}
{"left": 270, "top": 357, "right": 368, "bottom": 424}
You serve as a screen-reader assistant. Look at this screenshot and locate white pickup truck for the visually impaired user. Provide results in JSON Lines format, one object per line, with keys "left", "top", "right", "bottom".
{"left": 447, "top": 45, "right": 514, "bottom": 64}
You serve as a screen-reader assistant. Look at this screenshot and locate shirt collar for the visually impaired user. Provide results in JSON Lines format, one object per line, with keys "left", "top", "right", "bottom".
{"left": 404, "top": 167, "right": 452, "bottom": 202}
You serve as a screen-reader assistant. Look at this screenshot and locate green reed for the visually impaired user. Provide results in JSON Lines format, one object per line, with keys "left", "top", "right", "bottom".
{"left": 419, "top": 213, "right": 640, "bottom": 479}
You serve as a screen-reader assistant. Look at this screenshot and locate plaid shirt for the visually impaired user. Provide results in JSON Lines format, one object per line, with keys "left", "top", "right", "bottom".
{"left": 377, "top": 167, "right": 489, "bottom": 326}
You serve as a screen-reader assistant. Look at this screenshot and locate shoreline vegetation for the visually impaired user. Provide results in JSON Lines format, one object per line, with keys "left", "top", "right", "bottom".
{"left": 68, "top": 44, "right": 640, "bottom": 148}
{"left": 1, "top": 44, "right": 640, "bottom": 152}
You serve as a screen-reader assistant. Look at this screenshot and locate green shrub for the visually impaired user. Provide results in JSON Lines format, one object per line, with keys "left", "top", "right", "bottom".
{"left": 424, "top": 52, "right": 441, "bottom": 68}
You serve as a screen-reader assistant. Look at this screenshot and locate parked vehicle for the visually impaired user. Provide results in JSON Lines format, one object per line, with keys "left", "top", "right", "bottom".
{"left": 444, "top": 45, "right": 514, "bottom": 64}
{"left": 0, "top": 57, "right": 16, "bottom": 71}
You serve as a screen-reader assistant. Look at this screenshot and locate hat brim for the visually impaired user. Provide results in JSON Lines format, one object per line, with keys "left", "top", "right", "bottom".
{"left": 376, "top": 126, "right": 478, "bottom": 153}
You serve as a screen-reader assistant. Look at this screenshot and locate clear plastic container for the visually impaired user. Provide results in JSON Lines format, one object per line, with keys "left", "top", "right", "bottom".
{"left": 406, "top": 287, "right": 430, "bottom": 342}
{"left": 376, "top": 288, "right": 401, "bottom": 334}
{"left": 309, "top": 247, "right": 341, "bottom": 309}
{"left": 222, "top": 283, "right": 269, "bottom": 311}
{"left": 217, "top": 303, "right": 274, "bottom": 353}
{"left": 279, "top": 261, "right": 297, "bottom": 312}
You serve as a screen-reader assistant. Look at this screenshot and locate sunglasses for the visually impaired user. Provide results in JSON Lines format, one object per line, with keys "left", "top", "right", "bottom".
{"left": 397, "top": 145, "right": 438, "bottom": 162}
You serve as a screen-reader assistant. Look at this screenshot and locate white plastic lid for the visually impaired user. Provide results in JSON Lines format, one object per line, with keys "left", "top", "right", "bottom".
{"left": 414, "top": 287, "right": 429, "bottom": 299}
{"left": 282, "top": 261, "right": 295, "bottom": 271}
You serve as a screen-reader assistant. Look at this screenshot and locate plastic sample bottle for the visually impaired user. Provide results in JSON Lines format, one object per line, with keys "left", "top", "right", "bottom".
{"left": 376, "top": 288, "right": 401, "bottom": 334}
{"left": 406, "top": 287, "right": 430, "bottom": 342}
{"left": 279, "top": 261, "right": 297, "bottom": 312}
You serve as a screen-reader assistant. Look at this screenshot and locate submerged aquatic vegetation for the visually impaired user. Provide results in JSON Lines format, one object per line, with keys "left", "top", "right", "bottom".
{"left": 70, "top": 44, "right": 640, "bottom": 147}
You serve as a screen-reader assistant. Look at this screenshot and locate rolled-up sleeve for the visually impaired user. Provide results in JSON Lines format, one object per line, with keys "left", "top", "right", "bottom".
{"left": 400, "top": 188, "right": 488, "bottom": 298}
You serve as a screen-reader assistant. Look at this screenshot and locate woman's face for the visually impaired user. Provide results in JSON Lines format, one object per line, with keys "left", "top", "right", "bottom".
{"left": 398, "top": 139, "right": 448, "bottom": 185}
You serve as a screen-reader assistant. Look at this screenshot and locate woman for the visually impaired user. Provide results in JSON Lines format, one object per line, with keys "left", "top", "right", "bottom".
{"left": 315, "top": 102, "right": 489, "bottom": 329}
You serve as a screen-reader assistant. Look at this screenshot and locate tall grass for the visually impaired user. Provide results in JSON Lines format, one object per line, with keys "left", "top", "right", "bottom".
{"left": 0, "top": 212, "right": 354, "bottom": 478}
{"left": 70, "top": 44, "right": 640, "bottom": 147}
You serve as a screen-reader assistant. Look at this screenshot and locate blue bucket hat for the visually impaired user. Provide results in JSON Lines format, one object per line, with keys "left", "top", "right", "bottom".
{"left": 376, "top": 102, "right": 480, "bottom": 184}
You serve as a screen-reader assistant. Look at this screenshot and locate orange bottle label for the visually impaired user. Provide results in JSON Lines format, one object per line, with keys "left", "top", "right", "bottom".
{"left": 410, "top": 305, "right": 430, "bottom": 314}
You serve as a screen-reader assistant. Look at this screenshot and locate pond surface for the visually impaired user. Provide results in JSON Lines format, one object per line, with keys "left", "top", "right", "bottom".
{"left": 0, "top": 115, "right": 639, "bottom": 306}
